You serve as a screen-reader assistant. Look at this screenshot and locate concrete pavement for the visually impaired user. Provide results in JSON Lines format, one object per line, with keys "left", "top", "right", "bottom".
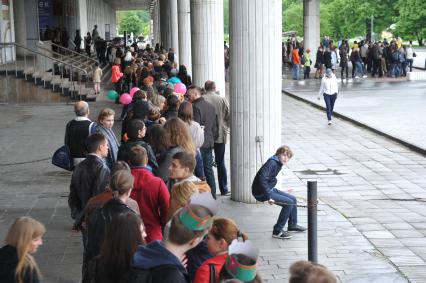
{"left": 0, "top": 82, "right": 425, "bottom": 281}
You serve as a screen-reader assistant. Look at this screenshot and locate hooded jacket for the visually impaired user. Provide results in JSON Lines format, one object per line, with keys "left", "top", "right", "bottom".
{"left": 0, "top": 245, "right": 40, "bottom": 283}
{"left": 130, "top": 241, "right": 190, "bottom": 283}
{"left": 130, "top": 167, "right": 170, "bottom": 243}
{"left": 251, "top": 156, "right": 283, "bottom": 201}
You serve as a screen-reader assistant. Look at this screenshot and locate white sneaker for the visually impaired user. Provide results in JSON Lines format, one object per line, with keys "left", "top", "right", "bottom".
{"left": 362, "top": 75, "right": 367, "bottom": 78}
{"left": 328, "top": 121, "right": 332, "bottom": 125}
{"left": 355, "top": 76, "right": 360, "bottom": 79}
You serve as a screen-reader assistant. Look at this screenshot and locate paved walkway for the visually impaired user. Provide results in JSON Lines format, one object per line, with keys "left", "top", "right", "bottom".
{"left": 0, "top": 85, "right": 425, "bottom": 282}
{"left": 282, "top": 72, "right": 426, "bottom": 152}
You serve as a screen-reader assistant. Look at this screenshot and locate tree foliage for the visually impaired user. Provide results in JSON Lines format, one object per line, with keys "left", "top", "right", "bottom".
{"left": 395, "top": 0, "right": 426, "bottom": 45}
{"left": 117, "top": 11, "right": 150, "bottom": 36}
{"left": 282, "top": 0, "right": 399, "bottom": 40}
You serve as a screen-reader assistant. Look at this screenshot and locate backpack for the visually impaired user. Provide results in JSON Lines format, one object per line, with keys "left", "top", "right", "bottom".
{"left": 122, "top": 265, "right": 185, "bottom": 283}
{"left": 301, "top": 55, "right": 306, "bottom": 65}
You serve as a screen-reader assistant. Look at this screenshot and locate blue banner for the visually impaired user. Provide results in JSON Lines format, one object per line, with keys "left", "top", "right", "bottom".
{"left": 38, "top": 0, "right": 53, "bottom": 36}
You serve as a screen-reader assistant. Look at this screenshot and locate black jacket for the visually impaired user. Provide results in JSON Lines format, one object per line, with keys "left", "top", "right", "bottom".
{"left": 129, "top": 241, "right": 190, "bottom": 283}
{"left": 117, "top": 140, "right": 158, "bottom": 173}
{"left": 65, "top": 118, "right": 92, "bottom": 159}
{"left": 0, "top": 245, "right": 40, "bottom": 283}
{"left": 252, "top": 156, "right": 283, "bottom": 201}
{"left": 86, "top": 198, "right": 136, "bottom": 263}
{"left": 323, "top": 51, "right": 332, "bottom": 69}
{"left": 68, "top": 154, "right": 110, "bottom": 228}
{"left": 192, "top": 97, "right": 218, "bottom": 149}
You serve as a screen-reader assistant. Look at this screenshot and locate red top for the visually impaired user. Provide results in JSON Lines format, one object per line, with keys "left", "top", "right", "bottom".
{"left": 111, "top": 65, "right": 123, "bottom": 83}
{"left": 292, "top": 49, "right": 301, "bottom": 65}
{"left": 130, "top": 167, "right": 170, "bottom": 243}
{"left": 193, "top": 253, "right": 228, "bottom": 283}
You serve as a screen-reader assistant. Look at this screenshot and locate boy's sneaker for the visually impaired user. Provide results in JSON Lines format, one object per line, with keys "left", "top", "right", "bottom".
{"left": 288, "top": 225, "right": 307, "bottom": 232}
{"left": 272, "top": 231, "right": 292, "bottom": 239}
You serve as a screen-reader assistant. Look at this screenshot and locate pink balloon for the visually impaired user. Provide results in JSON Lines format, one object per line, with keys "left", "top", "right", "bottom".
{"left": 174, "top": 83, "right": 187, "bottom": 94}
{"left": 119, "top": 93, "right": 132, "bottom": 105}
{"left": 129, "top": 87, "right": 140, "bottom": 97}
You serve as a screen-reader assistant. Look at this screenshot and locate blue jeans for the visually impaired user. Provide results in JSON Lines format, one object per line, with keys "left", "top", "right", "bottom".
{"left": 194, "top": 149, "right": 205, "bottom": 180}
{"left": 292, "top": 64, "right": 300, "bottom": 80}
{"left": 323, "top": 93, "right": 337, "bottom": 121}
{"left": 269, "top": 188, "right": 298, "bottom": 234}
{"left": 200, "top": 147, "right": 217, "bottom": 198}
{"left": 214, "top": 143, "right": 228, "bottom": 194}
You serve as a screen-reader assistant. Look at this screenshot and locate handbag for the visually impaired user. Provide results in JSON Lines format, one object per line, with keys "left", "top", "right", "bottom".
{"left": 413, "top": 52, "right": 417, "bottom": 57}
{"left": 52, "top": 145, "right": 74, "bottom": 171}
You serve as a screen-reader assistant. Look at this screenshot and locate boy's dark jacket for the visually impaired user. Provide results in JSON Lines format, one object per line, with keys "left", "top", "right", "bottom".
{"left": 252, "top": 156, "right": 282, "bottom": 201}
{"left": 128, "top": 241, "right": 190, "bottom": 283}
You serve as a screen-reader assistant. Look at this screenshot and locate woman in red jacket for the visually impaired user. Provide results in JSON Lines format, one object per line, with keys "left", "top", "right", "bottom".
{"left": 193, "top": 217, "right": 248, "bottom": 283}
{"left": 111, "top": 57, "right": 123, "bottom": 93}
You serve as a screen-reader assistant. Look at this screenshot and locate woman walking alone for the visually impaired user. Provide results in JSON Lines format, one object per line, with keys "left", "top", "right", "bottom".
{"left": 318, "top": 68, "right": 339, "bottom": 125}
{"left": 0, "top": 217, "right": 46, "bottom": 283}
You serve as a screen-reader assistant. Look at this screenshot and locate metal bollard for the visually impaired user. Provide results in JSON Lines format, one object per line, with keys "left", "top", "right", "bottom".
{"left": 308, "top": 180, "right": 318, "bottom": 263}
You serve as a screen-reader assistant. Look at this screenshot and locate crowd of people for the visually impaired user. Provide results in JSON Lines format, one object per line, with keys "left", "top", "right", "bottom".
{"left": 284, "top": 35, "right": 417, "bottom": 80}
{"left": 0, "top": 36, "right": 339, "bottom": 283}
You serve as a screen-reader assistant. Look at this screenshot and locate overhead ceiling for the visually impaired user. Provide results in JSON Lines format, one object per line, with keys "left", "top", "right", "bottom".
{"left": 103, "top": 0, "right": 156, "bottom": 11}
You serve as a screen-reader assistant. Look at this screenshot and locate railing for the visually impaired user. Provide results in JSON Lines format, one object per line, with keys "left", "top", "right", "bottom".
{"left": 0, "top": 42, "right": 89, "bottom": 102}
{"left": 43, "top": 41, "right": 98, "bottom": 65}
{"left": 36, "top": 42, "right": 91, "bottom": 73}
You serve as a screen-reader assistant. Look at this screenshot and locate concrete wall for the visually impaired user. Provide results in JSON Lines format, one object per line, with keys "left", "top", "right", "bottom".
{"left": 86, "top": 0, "right": 116, "bottom": 40}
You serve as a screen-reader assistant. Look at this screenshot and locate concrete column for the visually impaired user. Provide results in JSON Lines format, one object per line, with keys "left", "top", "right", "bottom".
{"left": 178, "top": 0, "right": 192, "bottom": 75}
{"left": 303, "top": 0, "right": 320, "bottom": 70}
{"left": 152, "top": 2, "right": 161, "bottom": 46}
{"left": 229, "top": 0, "right": 282, "bottom": 203}
{"left": 160, "top": 0, "right": 171, "bottom": 49}
{"left": 170, "top": 0, "right": 179, "bottom": 63}
{"left": 78, "top": 0, "right": 88, "bottom": 38}
{"left": 190, "top": 0, "right": 225, "bottom": 96}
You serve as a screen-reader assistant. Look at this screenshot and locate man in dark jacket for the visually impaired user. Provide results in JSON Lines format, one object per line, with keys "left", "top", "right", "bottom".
{"left": 68, "top": 133, "right": 110, "bottom": 229}
{"left": 65, "top": 101, "right": 94, "bottom": 167}
{"left": 129, "top": 192, "right": 218, "bottom": 283}
{"left": 187, "top": 86, "right": 218, "bottom": 198}
{"left": 252, "top": 145, "right": 306, "bottom": 240}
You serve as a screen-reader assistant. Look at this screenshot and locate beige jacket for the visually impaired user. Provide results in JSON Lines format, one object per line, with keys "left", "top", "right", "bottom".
{"left": 203, "top": 91, "right": 230, "bottom": 144}
{"left": 93, "top": 67, "right": 103, "bottom": 83}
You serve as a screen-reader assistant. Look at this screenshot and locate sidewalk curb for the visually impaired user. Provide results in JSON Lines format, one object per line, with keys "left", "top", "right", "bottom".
{"left": 282, "top": 90, "right": 426, "bottom": 157}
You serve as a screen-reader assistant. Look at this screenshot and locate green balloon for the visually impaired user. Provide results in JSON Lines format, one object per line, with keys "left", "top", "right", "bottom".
{"left": 107, "top": 90, "right": 118, "bottom": 100}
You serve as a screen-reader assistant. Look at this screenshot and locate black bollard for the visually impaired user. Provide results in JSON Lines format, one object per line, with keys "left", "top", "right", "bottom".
{"left": 308, "top": 180, "right": 318, "bottom": 263}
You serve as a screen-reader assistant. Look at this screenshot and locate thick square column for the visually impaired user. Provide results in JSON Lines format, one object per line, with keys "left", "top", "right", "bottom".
{"left": 190, "top": 0, "right": 225, "bottom": 96}
{"left": 160, "top": 0, "right": 171, "bottom": 49}
{"left": 230, "top": 0, "right": 283, "bottom": 203}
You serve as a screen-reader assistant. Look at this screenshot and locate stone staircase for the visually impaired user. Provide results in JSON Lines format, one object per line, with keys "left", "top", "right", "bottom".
{"left": 0, "top": 42, "right": 109, "bottom": 103}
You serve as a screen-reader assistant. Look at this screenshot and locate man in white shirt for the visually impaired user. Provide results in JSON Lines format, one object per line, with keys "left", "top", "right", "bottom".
{"left": 318, "top": 68, "right": 339, "bottom": 125}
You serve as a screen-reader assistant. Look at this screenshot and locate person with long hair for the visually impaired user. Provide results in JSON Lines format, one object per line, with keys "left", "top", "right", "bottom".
{"left": 178, "top": 101, "right": 205, "bottom": 180}
{"left": 86, "top": 213, "right": 146, "bottom": 283}
{"left": 194, "top": 218, "right": 248, "bottom": 283}
{"left": 157, "top": 117, "right": 196, "bottom": 183}
{"left": 0, "top": 217, "right": 46, "bottom": 283}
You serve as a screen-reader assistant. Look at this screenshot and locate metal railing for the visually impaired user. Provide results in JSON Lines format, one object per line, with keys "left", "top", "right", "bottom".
{"left": 36, "top": 43, "right": 93, "bottom": 72}
{"left": 0, "top": 42, "right": 89, "bottom": 102}
{"left": 44, "top": 41, "right": 98, "bottom": 65}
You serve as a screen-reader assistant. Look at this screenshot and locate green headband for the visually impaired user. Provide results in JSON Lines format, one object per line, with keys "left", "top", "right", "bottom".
{"left": 225, "top": 254, "right": 257, "bottom": 282}
{"left": 179, "top": 205, "right": 212, "bottom": 231}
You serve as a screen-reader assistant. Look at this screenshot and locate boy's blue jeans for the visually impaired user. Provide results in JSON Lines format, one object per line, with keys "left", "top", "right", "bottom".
{"left": 254, "top": 188, "right": 298, "bottom": 234}
{"left": 269, "top": 188, "right": 298, "bottom": 233}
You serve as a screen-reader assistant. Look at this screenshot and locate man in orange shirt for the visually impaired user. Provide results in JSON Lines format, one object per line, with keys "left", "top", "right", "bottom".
{"left": 291, "top": 45, "right": 301, "bottom": 80}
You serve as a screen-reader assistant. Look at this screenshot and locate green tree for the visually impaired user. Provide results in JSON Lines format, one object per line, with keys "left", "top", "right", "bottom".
{"left": 117, "top": 11, "right": 150, "bottom": 37}
{"left": 395, "top": 0, "right": 426, "bottom": 45}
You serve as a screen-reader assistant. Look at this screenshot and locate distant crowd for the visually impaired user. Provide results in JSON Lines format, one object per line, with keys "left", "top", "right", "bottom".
{"left": 283, "top": 35, "right": 416, "bottom": 80}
